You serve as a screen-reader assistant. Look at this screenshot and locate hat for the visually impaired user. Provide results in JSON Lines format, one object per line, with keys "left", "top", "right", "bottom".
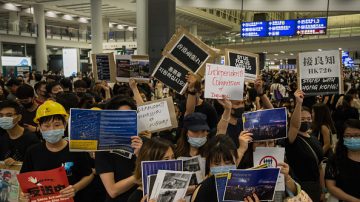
{"left": 183, "top": 112, "right": 210, "bottom": 131}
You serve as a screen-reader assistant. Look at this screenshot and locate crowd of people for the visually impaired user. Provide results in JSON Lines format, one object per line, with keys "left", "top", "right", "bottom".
{"left": 0, "top": 69, "right": 359, "bottom": 202}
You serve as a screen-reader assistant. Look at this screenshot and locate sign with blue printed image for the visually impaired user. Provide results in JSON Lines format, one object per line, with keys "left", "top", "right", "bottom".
{"left": 69, "top": 109, "right": 137, "bottom": 152}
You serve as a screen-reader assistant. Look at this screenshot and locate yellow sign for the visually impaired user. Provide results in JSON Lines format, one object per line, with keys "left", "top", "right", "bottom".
{"left": 70, "top": 140, "right": 98, "bottom": 151}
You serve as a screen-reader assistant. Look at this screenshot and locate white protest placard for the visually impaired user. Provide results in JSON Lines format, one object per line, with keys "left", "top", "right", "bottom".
{"left": 137, "top": 97, "right": 178, "bottom": 133}
{"left": 204, "top": 63, "right": 245, "bottom": 100}
{"left": 253, "top": 147, "right": 285, "bottom": 191}
{"left": 298, "top": 50, "right": 343, "bottom": 95}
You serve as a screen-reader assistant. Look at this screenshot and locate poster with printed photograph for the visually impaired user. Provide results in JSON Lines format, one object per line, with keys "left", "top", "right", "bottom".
{"left": 178, "top": 156, "right": 206, "bottom": 185}
{"left": 243, "top": 108, "right": 287, "bottom": 141}
{"left": 0, "top": 162, "right": 21, "bottom": 202}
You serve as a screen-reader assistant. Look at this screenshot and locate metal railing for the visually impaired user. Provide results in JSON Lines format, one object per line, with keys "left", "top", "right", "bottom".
{"left": 0, "top": 19, "right": 136, "bottom": 42}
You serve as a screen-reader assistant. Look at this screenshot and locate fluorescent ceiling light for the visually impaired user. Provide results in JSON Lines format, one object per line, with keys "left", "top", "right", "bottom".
{"left": 274, "top": 53, "right": 279, "bottom": 56}
{"left": 318, "top": 49, "right": 322, "bottom": 51}
{"left": 280, "top": 50, "right": 285, "bottom": 54}
{"left": 289, "top": 53, "right": 294, "bottom": 56}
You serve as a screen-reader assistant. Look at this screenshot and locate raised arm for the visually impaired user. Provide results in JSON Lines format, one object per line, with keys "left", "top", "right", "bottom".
{"left": 184, "top": 73, "right": 198, "bottom": 116}
{"left": 216, "top": 96, "right": 232, "bottom": 135}
{"left": 254, "top": 77, "right": 273, "bottom": 109}
{"left": 129, "top": 78, "right": 144, "bottom": 105}
{"left": 288, "top": 90, "right": 304, "bottom": 144}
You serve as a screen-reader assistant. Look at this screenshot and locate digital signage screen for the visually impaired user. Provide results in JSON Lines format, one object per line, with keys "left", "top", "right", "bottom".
{"left": 241, "top": 21, "right": 268, "bottom": 37}
{"left": 268, "top": 20, "right": 297, "bottom": 37}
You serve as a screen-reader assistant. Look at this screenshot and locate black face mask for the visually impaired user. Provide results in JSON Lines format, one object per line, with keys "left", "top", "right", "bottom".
{"left": 232, "top": 107, "right": 245, "bottom": 118}
{"left": 300, "top": 122, "right": 311, "bottom": 132}
{"left": 22, "top": 102, "right": 33, "bottom": 109}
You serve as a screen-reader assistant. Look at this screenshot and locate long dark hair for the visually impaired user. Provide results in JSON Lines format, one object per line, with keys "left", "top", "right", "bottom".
{"left": 134, "top": 137, "right": 175, "bottom": 181}
{"left": 312, "top": 103, "right": 336, "bottom": 133}
{"left": 331, "top": 119, "right": 360, "bottom": 172}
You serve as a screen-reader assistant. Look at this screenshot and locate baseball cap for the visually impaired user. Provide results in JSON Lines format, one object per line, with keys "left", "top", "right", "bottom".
{"left": 183, "top": 112, "right": 210, "bottom": 131}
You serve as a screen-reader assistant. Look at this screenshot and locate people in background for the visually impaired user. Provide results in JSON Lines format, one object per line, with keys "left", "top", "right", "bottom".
{"left": 46, "top": 81, "right": 64, "bottom": 99}
{"left": 34, "top": 81, "right": 47, "bottom": 105}
{"left": 16, "top": 84, "right": 39, "bottom": 133}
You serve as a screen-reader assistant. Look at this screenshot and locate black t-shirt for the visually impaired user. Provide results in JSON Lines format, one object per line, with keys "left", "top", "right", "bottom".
{"left": 192, "top": 175, "right": 217, "bottom": 202}
{"left": 285, "top": 135, "right": 323, "bottom": 182}
{"left": 127, "top": 189, "right": 143, "bottom": 202}
{"left": 95, "top": 151, "right": 138, "bottom": 202}
{"left": 227, "top": 118, "right": 243, "bottom": 148}
{"left": 325, "top": 156, "right": 360, "bottom": 199}
{"left": 19, "top": 108, "right": 37, "bottom": 128}
{"left": 0, "top": 129, "right": 40, "bottom": 161}
{"left": 20, "top": 142, "right": 93, "bottom": 202}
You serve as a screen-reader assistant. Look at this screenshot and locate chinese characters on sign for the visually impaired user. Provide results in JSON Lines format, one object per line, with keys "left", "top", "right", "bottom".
{"left": 241, "top": 21, "right": 268, "bottom": 37}
{"left": 298, "top": 50, "right": 342, "bottom": 95}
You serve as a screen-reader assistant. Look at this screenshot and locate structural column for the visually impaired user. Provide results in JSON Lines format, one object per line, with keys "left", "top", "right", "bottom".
{"left": 91, "top": 0, "right": 103, "bottom": 54}
{"left": 136, "top": 0, "right": 148, "bottom": 55}
{"left": 189, "top": 24, "right": 198, "bottom": 37}
{"left": 33, "top": 4, "right": 47, "bottom": 72}
{"left": 9, "top": 12, "right": 20, "bottom": 32}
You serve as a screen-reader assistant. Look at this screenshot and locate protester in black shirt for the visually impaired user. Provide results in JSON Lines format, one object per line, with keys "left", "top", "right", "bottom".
{"left": 128, "top": 137, "right": 176, "bottom": 202}
{"left": 95, "top": 96, "right": 143, "bottom": 202}
{"left": 16, "top": 84, "right": 39, "bottom": 134}
{"left": 46, "top": 81, "right": 64, "bottom": 99}
{"left": 20, "top": 100, "right": 94, "bottom": 202}
{"left": 0, "top": 100, "right": 39, "bottom": 164}
{"left": 286, "top": 90, "right": 324, "bottom": 202}
{"left": 325, "top": 119, "right": 360, "bottom": 201}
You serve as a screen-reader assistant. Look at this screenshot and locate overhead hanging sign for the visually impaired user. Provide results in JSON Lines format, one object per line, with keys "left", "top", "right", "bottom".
{"left": 298, "top": 50, "right": 342, "bottom": 95}
{"left": 91, "top": 53, "right": 116, "bottom": 82}
{"left": 204, "top": 63, "right": 245, "bottom": 100}
{"left": 137, "top": 97, "right": 178, "bottom": 133}
{"left": 225, "top": 49, "right": 259, "bottom": 81}
{"left": 152, "top": 56, "right": 189, "bottom": 94}
{"left": 116, "top": 55, "right": 150, "bottom": 83}
{"left": 162, "top": 27, "right": 216, "bottom": 76}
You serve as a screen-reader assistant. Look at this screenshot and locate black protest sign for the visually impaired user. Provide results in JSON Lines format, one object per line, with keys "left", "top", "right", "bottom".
{"left": 152, "top": 56, "right": 188, "bottom": 94}
{"left": 92, "top": 53, "right": 116, "bottom": 82}
{"left": 298, "top": 50, "right": 343, "bottom": 95}
{"left": 163, "top": 27, "right": 215, "bottom": 76}
{"left": 225, "top": 49, "right": 259, "bottom": 81}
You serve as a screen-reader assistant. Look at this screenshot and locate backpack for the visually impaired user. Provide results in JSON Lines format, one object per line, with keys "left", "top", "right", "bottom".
{"left": 274, "top": 84, "right": 283, "bottom": 100}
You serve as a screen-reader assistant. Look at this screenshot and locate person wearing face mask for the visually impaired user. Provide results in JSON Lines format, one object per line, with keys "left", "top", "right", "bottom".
{"left": 20, "top": 100, "right": 94, "bottom": 202}
{"left": 286, "top": 90, "right": 324, "bottom": 202}
{"left": 0, "top": 100, "right": 39, "bottom": 165}
{"left": 325, "top": 119, "right": 360, "bottom": 201}
{"left": 46, "top": 81, "right": 64, "bottom": 99}
{"left": 16, "top": 84, "right": 40, "bottom": 134}
{"left": 226, "top": 77, "right": 273, "bottom": 148}
{"left": 175, "top": 112, "right": 210, "bottom": 158}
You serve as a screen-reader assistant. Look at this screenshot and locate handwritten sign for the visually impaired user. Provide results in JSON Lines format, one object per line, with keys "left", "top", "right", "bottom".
{"left": 204, "top": 63, "right": 245, "bottom": 100}
{"left": 152, "top": 56, "right": 189, "bottom": 94}
{"left": 17, "top": 167, "right": 73, "bottom": 202}
{"left": 298, "top": 50, "right": 342, "bottom": 95}
{"left": 163, "top": 27, "right": 215, "bottom": 75}
{"left": 91, "top": 53, "right": 116, "bottom": 82}
{"left": 253, "top": 147, "right": 286, "bottom": 191}
{"left": 116, "top": 55, "right": 150, "bottom": 83}
{"left": 225, "top": 49, "right": 259, "bottom": 81}
{"left": 137, "top": 97, "right": 178, "bottom": 133}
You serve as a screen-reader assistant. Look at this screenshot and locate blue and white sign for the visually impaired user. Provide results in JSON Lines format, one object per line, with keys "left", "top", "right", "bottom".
{"left": 268, "top": 20, "right": 297, "bottom": 37}
{"left": 1, "top": 56, "right": 32, "bottom": 67}
{"left": 342, "top": 51, "right": 354, "bottom": 68}
{"left": 241, "top": 21, "right": 267, "bottom": 37}
{"left": 69, "top": 109, "right": 137, "bottom": 152}
{"left": 296, "top": 18, "right": 327, "bottom": 35}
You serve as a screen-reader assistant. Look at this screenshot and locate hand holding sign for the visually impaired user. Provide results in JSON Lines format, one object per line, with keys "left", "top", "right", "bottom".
{"left": 294, "top": 89, "right": 304, "bottom": 104}
{"left": 131, "top": 136, "right": 143, "bottom": 157}
{"left": 244, "top": 193, "right": 260, "bottom": 202}
{"left": 238, "top": 130, "right": 253, "bottom": 154}
{"left": 217, "top": 96, "right": 232, "bottom": 110}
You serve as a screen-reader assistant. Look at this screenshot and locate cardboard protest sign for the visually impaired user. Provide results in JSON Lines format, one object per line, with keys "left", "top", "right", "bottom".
{"left": 69, "top": 109, "right": 137, "bottom": 152}
{"left": 0, "top": 162, "right": 21, "bottom": 202}
{"left": 17, "top": 167, "right": 73, "bottom": 202}
{"left": 223, "top": 168, "right": 280, "bottom": 202}
{"left": 204, "top": 63, "right": 245, "bottom": 100}
{"left": 298, "top": 50, "right": 343, "bottom": 95}
{"left": 243, "top": 108, "right": 287, "bottom": 141}
{"left": 152, "top": 56, "right": 189, "bottom": 94}
{"left": 163, "top": 27, "right": 216, "bottom": 75}
{"left": 116, "top": 55, "right": 150, "bottom": 83}
{"left": 141, "top": 160, "right": 183, "bottom": 197}
{"left": 137, "top": 97, "right": 178, "bottom": 133}
{"left": 225, "top": 49, "right": 259, "bottom": 81}
{"left": 91, "top": 53, "right": 116, "bottom": 82}
{"left": 253, "top": 147, "right": 286, "bottom": 191}
{"left": 150, "top": 170, "right": 193, "bottom": 202}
